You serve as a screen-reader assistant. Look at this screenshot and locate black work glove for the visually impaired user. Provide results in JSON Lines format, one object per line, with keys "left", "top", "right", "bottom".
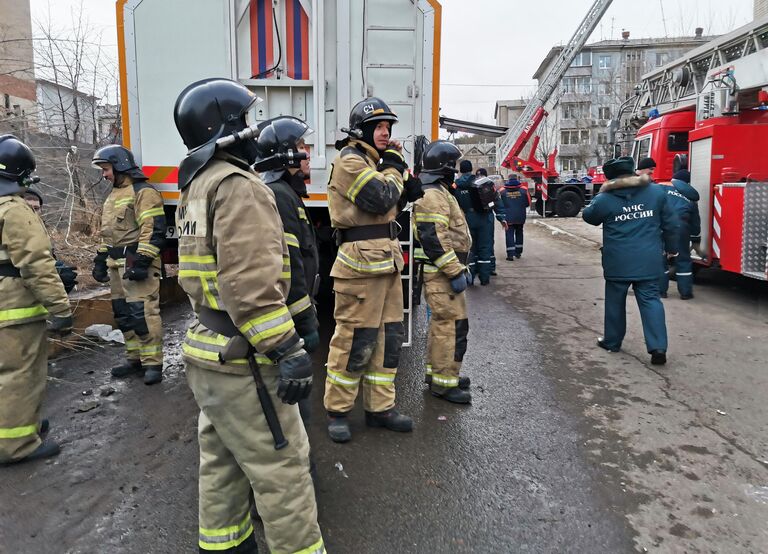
{"left": 301, "top": 330, "right": 320, "bottom": 353}
{"left": 403, "top": 173, "right": 424, "bottom": 202}
{"left": 276, "top": 345, "right": 313, "bottom": 405}
{"left": 92, "top": 251, "right": 109, "bottom": 283}
{"left": 55, "top": 261, "right": 78, "bottom": 293}
{"left": 47, "top": 313, "right": 73, "bottom": 335}
{"left": 379, "top": 149, "right": 408, "bottom": 173}
{"left": 123, "top": 254, "right": 154, "bottom": 281}
{"left": 450, "top": 272, "right": 469, "bottom": 294}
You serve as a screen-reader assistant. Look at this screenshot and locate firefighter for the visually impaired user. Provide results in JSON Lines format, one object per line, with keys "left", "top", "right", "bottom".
{"left": 501, "top": 175, "right": 530, "bottom": 260}
{"left": 22, "top": 188, "right": 78, "bottom": 292}
{"left": 173, "top": 78, "right": 322, "bottom": 554}
{"left": 414, "top": 141, "right": 472, "bottom": 404}
{"left": 0, "top": 135, "right": 72, "bottom": 464}
{"left": 256, "top": 116, "right": 320, "bottom": 430}
{"left": 636, "top": 157, "right": 656, "bottom": 178}
{"left": 91, "top": 145, "right": 166, "bottom": 385}
{"left": 454, "top": 159, "right": 506, "bottom": 286}
{"left": 660, "top": 173, "right": 701, "bottom": 299}
{"left": 324, "top": 96, "right": 423, "bottom": 443}
{"left": 583, "top": 157, "right": 679, "bottom": 366}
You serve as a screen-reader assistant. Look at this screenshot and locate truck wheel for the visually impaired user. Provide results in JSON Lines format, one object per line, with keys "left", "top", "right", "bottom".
{"left": 555, "top": 191, "right": 582, "bottom": 217}
{"left": 535, "top": 197, "right": 545, "bottom": 216}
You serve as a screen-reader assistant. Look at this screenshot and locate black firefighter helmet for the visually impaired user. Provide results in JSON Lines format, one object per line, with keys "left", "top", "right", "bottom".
{"left": 343, "top": 97, "right": 398, "bottom": 139}
{"left": 255, "top": 116, "right": 313, "bottom": 183}
{"left": 174, "top": 78, "right": 262, "bottom": 189}
{"left": 92, "top": 144, "right": 148, "bottom": 181}
{"left": 0, "top": 134, "right": 37, "bottom": 197}
{"left": 419, "top": 140, "right": 461, "bottom": 185}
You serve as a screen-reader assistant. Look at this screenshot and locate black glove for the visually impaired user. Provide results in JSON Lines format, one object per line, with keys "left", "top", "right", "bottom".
{"left": 379, "top": 149, "right": 408, "bottom": 173}
{"left": 55, "top": 261, "right": 78, "bottom": 293}
{"left": 403, "top": 173, "right": 424, "bottom": 202}
{"left": 47, "top": 313, "right": 73, "bottom": 335}
{"left": 276, "top": 345, "right": 313, "bottom": 405}
{"left": 301, "top": 330, "right": 320, "bottom": 353}
{"left": 123, "top": 254, "right": 154, "bottom": 281}
{"left": 450, "top": 272, "right": 469, "bottom": 294}
{"left": 92, "top": 251, "right": 109, "bottom": 283}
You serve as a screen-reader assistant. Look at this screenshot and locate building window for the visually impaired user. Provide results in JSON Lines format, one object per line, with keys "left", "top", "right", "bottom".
{"left": 598, "top": 55, "right": 612, "bottom": 69}
{"left": 562, "top": 103, "right": 589, "bottom": 120}
{"left": 597, "top": 133, "right": 609, "bottom": 145}
{"left": 562, "top": 77, "right": 592, "bottom": 94}
{"left": 598, "top": 81, "right": 612, "bottom": 95}
{"left": 561, "top": 130, "right": 590, "bottom": 145}
{"left": 561, "top": 158, "right": 579, "bottom": 171}
{"left": 655, "top": 52, "right": 670, "bottom": 67}
{"left": 598, "top": 106, "right": 611, "bottom": 120}
{"left": 626, "top": 50, "right": 643, "bottom": 61}
{"left": 570, "top": 51, "right": 592, "bottom": 67}
{"left": 626, "top": 65, "right": 642, "bottom": 85}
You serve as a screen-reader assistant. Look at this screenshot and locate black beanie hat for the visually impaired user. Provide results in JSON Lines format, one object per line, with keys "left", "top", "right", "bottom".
{"left": 672, "top": 169, "right": 691, "bottom": 183}
{"left": 637, "top": 157, "right": 657, "bottom": 170}
{"left": 603, "top": 156, "right": 636, "bottom": 180}
{"left": 459, "top": 159, "right": 472, "bottom": 173}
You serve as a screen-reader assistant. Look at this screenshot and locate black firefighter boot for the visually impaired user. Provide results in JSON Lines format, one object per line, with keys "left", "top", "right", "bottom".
{"left": 327, "top": 412, "right": 352, "bottom": 443}
{"left": 365, "top": 409, "right": 413, "bottom": 433}
{"left": 431, "top": 385, "right": 472, "bottom": 404}
{"left": 1, "top": 440, "right": 61, "bottom": 465}
{"left": 424, "top": 374, "right": 471, "bottom": 390}
{"left": 143, "top": 365, "right": 163, "bottom": 385}
{"left": 111, "top": 359, "right": 142, "bottom": 378}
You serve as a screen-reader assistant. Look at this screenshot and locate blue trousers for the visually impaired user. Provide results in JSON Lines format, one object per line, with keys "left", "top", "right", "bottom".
{"left": 660, "top": 234, "right": 693, "bottom": 297}
{"left": 505, "top": 224, "right": 524, "bottom": 258}
{"left": 467, "top": 212, "right": 494, "bottom": 284}
{"left": 604, "top": 279, "right": 667, "bottom": 353}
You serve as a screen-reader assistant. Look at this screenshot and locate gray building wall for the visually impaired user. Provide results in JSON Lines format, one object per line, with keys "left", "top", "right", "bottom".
{"left": 756, "top": 0, "right": 768, "bottom": 19}
{"left": 0, "top": 0, "right": 36, "bottom": 121}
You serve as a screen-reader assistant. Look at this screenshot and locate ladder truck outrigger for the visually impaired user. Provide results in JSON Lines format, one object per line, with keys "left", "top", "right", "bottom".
{"left": 627, "top": 15, "right": 768, "bottom": 280}
{"left": 116, "top": 0, "right": 443, "bottom": 344}
{"left": 496, "top": 0, "right": 614, "bottom": 218}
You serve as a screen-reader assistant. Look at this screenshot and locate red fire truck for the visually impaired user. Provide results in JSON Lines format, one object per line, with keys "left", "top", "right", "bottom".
{"left": 629, "top": 15, "right": 768, "bottom": 280}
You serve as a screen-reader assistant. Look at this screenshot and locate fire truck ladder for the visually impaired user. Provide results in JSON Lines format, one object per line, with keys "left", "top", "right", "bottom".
{"left": 496, "top": 0, "right": 614, "bottom": 168}
{"left": 630, "top": 15, "right": 768, "bottom": 124}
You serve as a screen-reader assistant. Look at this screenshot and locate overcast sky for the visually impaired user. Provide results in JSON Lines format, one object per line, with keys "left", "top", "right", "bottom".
{"left": 31, "top": 0, "right": 755, "bottom": 124}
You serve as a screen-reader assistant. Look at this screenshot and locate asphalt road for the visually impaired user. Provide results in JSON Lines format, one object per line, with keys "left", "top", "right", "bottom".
{"left": 2, "top": 215, "right": 767, "bottom": 553}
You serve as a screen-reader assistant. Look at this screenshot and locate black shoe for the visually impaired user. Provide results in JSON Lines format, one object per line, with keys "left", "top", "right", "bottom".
{"left": 480, "top": 280, "right": 490, "bottom": 286}
{"left": 490, "top": 271, "right": 498, "bottom": 276}
{"left": 515, "top": 255, "right": 521, "bottom": 259}
{"left": 680, "top": 294, "right": 694, "bottom": 300}
{"left": 597, "top": 338, "right": 620, "bottom": 352}
{"left": 660, "top": 292, "right": 668, "bottom": 298}
{"left": 143, "top": 365, "right": 163, "bottom": 385}
{"left": 424, "top": 374, "right": 471, "bottom": 390}
{"left": 365, "top": 409, "right": 413, "bottom": 433}
{"left": 327, "top": 413, "right": 351, "bottom": 443}
{"left": 1, "top": 440, "right": 61, "bottom": 465}
{"left": 506, "top": 256, "right": 515, "bottom": 261}
{"left": 431, "top": 386, "right": 472, "bottom": 404}
{"left": 111, "top": 360, "right": 142, "bottom": 378}
{"left": 39, "top": 419, "right": 49, "bottom": 438}
{"left": 650, "top": 351, "right": 667, "bottom": 365}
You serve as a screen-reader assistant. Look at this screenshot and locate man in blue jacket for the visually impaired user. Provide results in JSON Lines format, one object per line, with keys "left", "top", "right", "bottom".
{"left": 583, "top": 157, "right": 679, "bottom": 365}
{"left": 454, "top": 160, "right": 505, "bottom": 285}
{"left": 500, "top": 175, "right": 530, "bottom": 260}
{"left": 660, "top": 171, "right": 701, "bottom": 299}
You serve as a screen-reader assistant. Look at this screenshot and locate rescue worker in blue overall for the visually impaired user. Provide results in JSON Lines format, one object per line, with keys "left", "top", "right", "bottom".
{"left": 660, "top": 170, "right": 701, "bottom": 299}
{"left": 500, "top": 175, "right": 530, "bottom": 260}
{"left": 583, "top": 157, "right": 679, "bottom": 366}
{"left": 454, "top": 160, "right": 505, "bottom": 285}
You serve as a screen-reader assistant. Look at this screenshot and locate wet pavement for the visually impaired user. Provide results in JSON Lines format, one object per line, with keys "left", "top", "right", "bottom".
{"left": 2, "top": 215, "right": 768, "bottom": 553}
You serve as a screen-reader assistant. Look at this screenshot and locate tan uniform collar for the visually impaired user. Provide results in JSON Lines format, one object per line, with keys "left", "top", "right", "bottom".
{"left": 114, "top": 174, "right": 134, "bottom": 189}
{"left": 349, "top": 139, "right": 381, "bottom": 163}
{"left": 213, "top": 150, "right": 254, "bottom": 172}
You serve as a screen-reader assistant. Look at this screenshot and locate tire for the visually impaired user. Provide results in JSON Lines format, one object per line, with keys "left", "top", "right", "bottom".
{"left": 555, "top": 190, "right": 583, "bottom": 217}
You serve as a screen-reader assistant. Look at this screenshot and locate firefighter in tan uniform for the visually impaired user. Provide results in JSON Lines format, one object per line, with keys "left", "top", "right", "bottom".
{"left": 324, "top": 97, "right": 424, "bottom": 443}
{"left": 91, "top": 145, "right": 166, "bottom": 385}
{"left": 0, "top": 135, "right": 72, "bottom": 464}
{"left": 173, "top": 78, "right": 323, "bottom": 554}
{"left": 413, "top": 141, "right": 473, "bottom": 404}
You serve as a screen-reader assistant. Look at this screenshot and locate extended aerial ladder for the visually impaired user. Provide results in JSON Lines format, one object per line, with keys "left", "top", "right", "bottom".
{"left": 496, "top": 0, "right": 614, "bottom": 173}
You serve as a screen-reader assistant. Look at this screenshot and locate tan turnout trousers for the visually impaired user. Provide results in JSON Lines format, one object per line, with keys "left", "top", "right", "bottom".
{"left": 324, "top": 271, "right": 404, "bottom": 413}
{"left": 108, "top": 258, "right": 163, "bottom": 366}
{"left": 0, "top": 321, "right": 47, "bottom": 462}
{"left": 423, "top": 273, "right": 469, "bottom": 390}
{"left": 185, "top": 362, "right": 323, "bottom": 553}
